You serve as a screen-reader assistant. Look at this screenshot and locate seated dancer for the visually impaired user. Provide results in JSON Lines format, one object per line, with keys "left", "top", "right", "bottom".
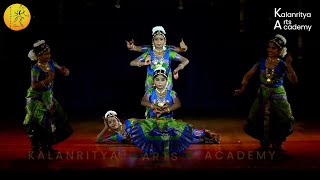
{"left": 130, "top": 67, "right": 220, "bottom": 154}
{"left": 96, "top": 68, "right": 220, "bottom": 154}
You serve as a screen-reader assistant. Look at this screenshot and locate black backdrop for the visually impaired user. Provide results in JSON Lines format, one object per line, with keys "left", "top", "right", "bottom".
{"left": 0, "top": 0, "right": 318, "bottom": 122}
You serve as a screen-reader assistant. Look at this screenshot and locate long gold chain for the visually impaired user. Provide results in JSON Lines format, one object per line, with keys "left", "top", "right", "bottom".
{"left": 265, "top": 58, "right": 279, "bottom": 83}
{"left": 155, "top": 88, "right": 167, "bottom": 107}
{"left": 265, "top": 69, "right": 275, "bottom": 83}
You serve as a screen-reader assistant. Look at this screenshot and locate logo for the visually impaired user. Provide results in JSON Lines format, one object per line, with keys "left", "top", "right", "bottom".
{"left": 3, "top": 3, "right": 31, "bottom": 31}
{"left": 273, "top": 8, "right": 312, "bottom": 31}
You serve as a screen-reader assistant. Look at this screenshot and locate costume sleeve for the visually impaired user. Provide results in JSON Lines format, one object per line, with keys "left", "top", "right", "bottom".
{"left": 31, "top": 68, "right": 40, "bottom": 83}
{"left": 170, "top": 90, "right": 177, "bottom": 99}
{"left": 169, "top": 51, "right": 181, "bottom": 62}
{"left": 141, "top": 45, "right": 151, "bottom": 53}
{"left": 144, "top": 88, "right": 152, "bottom": 98}
{"left": 253, "top": 59, "right": 262, "bottom": 70}
{"left": 137, "top": 51, "right": 149, "bottom": 62}
{"left": 166, "top": 45, "right": 177, "bottom": 51}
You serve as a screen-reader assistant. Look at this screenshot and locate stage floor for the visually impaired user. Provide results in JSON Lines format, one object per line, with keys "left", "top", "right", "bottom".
{"left": 1, "top": 116, "right": 320, "bottom": 177}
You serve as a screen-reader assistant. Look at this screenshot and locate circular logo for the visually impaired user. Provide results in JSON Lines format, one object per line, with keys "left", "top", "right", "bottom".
{"left": 3, "top": 3, "right": 31, "bottom": 31}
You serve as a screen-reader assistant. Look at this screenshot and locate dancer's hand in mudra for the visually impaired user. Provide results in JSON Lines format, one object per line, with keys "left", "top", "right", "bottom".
{"left": 233, "top": 88, "right": 245, "bottom": 96}
{"left": 180, "top": 38, "right": 188, "bottom": 52}
{"left": 144, "top": 55, "right": 151, "bottom": 65}
{"left": 126, "top": 39, "right": 135, "bottom": 50}
{"left": 153, "top": 108, "right": 162, "bottom": 117}
{"left": 173, "top": 69, "right": 179, "bottom": 80}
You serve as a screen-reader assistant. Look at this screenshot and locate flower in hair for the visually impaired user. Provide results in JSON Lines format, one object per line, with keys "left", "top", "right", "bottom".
{"left": 33, "top": 40, "right": 46, "bottom": 47}
{"left": 280, "top": 47, "right": 287, "bottom": 58}
{"left": 105, "top": 110, "right": 117, "bottom": 119}
{"left": 152, "top": 26, "right": 166, "bottom": 35}
{"left": 154, "top": 66, "right": 167, "bottom": 78}
{"left": 275, "top": 34, "right": 287, "bottom": 45}
{"left": 154, "top": 66, "right": 166, "bottom": 72}
{"left": 28, "top": 50, "right": 37, "bottom": 61}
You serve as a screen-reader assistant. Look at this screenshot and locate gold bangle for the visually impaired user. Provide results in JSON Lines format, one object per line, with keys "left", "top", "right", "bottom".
{"left": 167, "top": 107, "right": 170, "bottom": 113}
{"left": 241, "top": 80, "right": 248, "bottom": 86}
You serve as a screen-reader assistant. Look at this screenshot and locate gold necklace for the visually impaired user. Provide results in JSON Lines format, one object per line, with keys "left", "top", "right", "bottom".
{"left": 154, "top": 51, "right": 164, "bottom": 57}
{"left": 265, "top": 58, "right": 279, "bottom": 68}
{"left": 156, "top": 88, "right": 166, "bottom": 96}
{"left": 154, "top": 48, "right": 164, "bottom": 53}
{"left": 265, "top": 58, "right": 278, "bottom": 83}
{"left": 38, "top": 62, "right": 50, "bottom": 71}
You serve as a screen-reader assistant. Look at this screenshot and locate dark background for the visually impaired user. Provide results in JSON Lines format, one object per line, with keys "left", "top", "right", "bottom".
{"left": 0, "top": 0, "right": 318, "bottom": 122}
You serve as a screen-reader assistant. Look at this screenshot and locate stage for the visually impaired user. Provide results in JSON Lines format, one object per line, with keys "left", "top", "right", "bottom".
{"left": 1, "top": 116, "right": 319, "bottom": 177}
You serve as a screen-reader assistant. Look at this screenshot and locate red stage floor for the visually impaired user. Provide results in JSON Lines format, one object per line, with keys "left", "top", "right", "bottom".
{"left": 1, "top": 117, "right": 320, "bottom": 177}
